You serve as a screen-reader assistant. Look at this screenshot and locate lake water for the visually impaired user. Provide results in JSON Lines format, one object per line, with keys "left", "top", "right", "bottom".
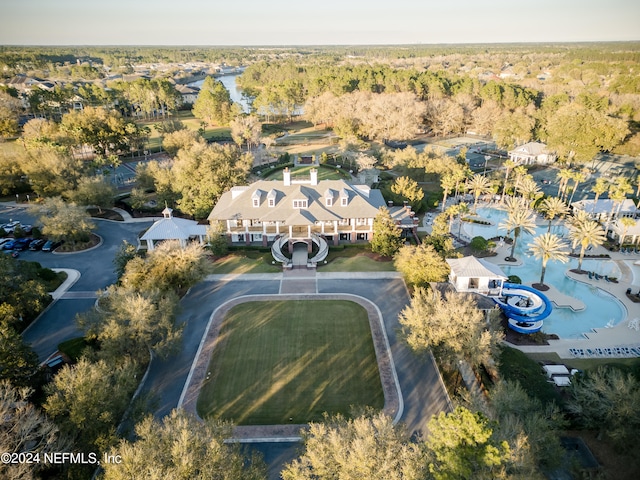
{"left": 189, "top": 74, "right": 251, "bottom": 113}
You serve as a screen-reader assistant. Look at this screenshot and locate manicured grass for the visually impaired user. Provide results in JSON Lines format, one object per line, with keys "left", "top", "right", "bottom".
{"left": 319, "top": 255, "right": 395, "bottom": 272}
{"left": 209, "top": 253, "right": 281, "bottom": 274}
{"left": 197, "top": 300, "right": 384, "bottom": 425}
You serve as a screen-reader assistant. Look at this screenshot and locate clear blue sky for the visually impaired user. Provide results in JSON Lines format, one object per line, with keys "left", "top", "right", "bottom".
{"left": 1, "top": 0, "right": 638, "bottom": 45}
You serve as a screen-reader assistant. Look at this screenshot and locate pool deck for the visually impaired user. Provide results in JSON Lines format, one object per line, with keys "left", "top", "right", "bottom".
{"left": 483, "top": 235, "right": 640, "bottom": 359}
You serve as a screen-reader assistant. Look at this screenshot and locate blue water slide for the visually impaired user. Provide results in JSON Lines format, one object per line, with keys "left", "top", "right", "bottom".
{"left": 494, "top": 283, "right": 553, "bottom": 323}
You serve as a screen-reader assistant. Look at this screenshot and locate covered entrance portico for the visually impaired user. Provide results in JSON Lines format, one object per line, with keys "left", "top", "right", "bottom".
{"left": 291, "top": 242, "right": 309, "bottom": 267}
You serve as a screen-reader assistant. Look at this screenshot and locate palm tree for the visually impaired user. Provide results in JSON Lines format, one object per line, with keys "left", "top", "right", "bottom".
{"left": 567, "top": 169, "right": 589, "bottom": 205}
{"left": 539, "top": 197, "right": 570, "bottom": 233}
{"left": 453, "top": 164, "right": 472, "bottom": 198}
{"left": 500, "top": 159, "right": 517, "bottom": 203}
{"left": 445, "top": 202, "right": 469, "bottom": 236}
{"left": 590, "top": 178, "right": 609, "bottom": 215}
{"left": 440, "top": 173, "right": 457, "bottom": 212}
{"left": 617, "top": 217, "right": 637, "bottom": 247}
{"left": 517, "top": 176, "right": 543, "bottom": 208}
{"left": 604, "top": 177, "right": 633, "bottom": 236}
{"left": 556, "top": 168, "right": 573, "bottom": 202}
{"left": 568, "top": 217, "right": 607, "bottom": 272}
{"left": 467, "top": 174, "right": 493, "bottom": 213}
{"left": 511, "top": 165, "right": 528, "bottom": 199}
{"left": 528, "top": 233, "right": 569, "bottom": 287}
{"left": 499, "top": 199, "right": 537, "bottom": 261}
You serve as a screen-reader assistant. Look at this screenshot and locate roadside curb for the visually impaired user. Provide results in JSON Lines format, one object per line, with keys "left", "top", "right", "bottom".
{"left": 21, "top": 269, "right": 81, "bottom": 337}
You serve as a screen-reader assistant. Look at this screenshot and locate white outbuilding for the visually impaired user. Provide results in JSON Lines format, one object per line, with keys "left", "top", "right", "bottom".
{"left": 508, "top": 142, "right": 557, "bottom": 165}
{"left": 446, "top": 256, "right": 508, "bottom": 297}
{"left": 140, "top": 207, "right": 208, "bottom": 251}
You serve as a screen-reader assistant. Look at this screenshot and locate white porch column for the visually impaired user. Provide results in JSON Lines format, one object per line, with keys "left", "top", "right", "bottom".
{"left": 289, "top": 225, "right": 293, "bottom": 237}
{"left": 147, "top": 239, "right": 154, "bottom": 251}
{"left": 307, "top": 225, "right": 311, "bottom": 237}
{"left": 321, "top": 222, "right": 325, "bottom": 234}
{"left": 276, "top": 221, "right": 280, "bottom": 234}
{"left": 333, "top": 221, "right": 338, "bottom": 234}
{"left": 263, "top": 223, "right": 267, "bottom": 235}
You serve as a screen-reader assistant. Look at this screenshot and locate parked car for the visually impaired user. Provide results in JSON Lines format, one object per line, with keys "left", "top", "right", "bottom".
{"left": 20, "top": 224, "right": 33, "bottom": 234}
{"left": 0, "top": 238, "right": 12, "bottom": 248}
{"left": 41, "top": 239, "right": 62, "bottom": 252}
{"left": 28, "top": 238, "right": 46, "bottom": 251}
{"left": 2, "top": 239, "right": 19, "bottom": 250}
{"left": 13, "top": 238, "right": 33, "bottom": 251}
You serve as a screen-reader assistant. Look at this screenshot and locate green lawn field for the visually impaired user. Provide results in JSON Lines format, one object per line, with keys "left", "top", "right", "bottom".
{"left": 197, "top": 300, "right": 384, "bottom": 425}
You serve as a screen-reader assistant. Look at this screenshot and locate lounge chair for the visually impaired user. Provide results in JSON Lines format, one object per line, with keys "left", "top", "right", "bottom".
{"left": 594, "top": 273, "right": 601, "bottom": 280}
{"left": 588, "top": 271, "right": 593, "bottom": 279}
{"left": 605, "top": 275, "right": 611, "bottom": 282}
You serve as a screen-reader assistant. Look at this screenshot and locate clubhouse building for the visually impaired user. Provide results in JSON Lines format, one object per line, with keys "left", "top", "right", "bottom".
{"left": 208, "top": 168, "right": 418, "bottom": 263}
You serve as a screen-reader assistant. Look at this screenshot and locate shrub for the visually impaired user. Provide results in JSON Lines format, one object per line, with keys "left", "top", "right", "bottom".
{"left": 508, "top": 275, "right": 522, "bottom": 284}
{"left": 470, "top": 236, "right": 489, "bottom": 252}
{"left": 12, "top": 226, "right": 26, "bottom": 238}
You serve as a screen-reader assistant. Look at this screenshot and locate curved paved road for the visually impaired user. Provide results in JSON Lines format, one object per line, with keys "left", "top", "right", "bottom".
{"left": 1, "top": 204, "right": 154, "bottom": 361}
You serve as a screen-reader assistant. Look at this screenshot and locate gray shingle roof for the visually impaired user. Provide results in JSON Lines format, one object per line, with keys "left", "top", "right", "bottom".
{"left": 208, "top": 179, "right": 386, "bottom": 223}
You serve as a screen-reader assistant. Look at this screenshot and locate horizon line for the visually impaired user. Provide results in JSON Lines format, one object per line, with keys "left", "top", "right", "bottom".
{"left": 2, "top": 40, "right": 640, "bottom": 49}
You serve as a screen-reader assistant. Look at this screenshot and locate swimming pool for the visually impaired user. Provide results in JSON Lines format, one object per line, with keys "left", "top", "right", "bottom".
{"left": 461, "top": 207, "right": 626, "bottom": 339}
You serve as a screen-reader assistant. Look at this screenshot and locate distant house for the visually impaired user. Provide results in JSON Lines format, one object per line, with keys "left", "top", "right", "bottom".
{"left": 175, "top": 84, "right": 200, "bottom": 105}
{"left": 446, "top": 256, "right": 508, "bottom": 297}
{"left": 571, "top": 198, "right": 638, "bottom": 223}
{"left": 140, "top": 207, "right": 208, "bottom": 251}
{"left": 508, "top": 142, "right": 557, "bottom": 165}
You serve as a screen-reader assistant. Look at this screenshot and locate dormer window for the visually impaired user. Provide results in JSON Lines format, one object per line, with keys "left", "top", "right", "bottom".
{"left": 251, "top": 189, "right": 263, "bottom": 207}
{"left": 340, "top": 188, "right": 349, "bottom": 206}
{"left": 267, "top": 189, "right": 277, "bottom": 207}
{"left": 293, "top": 199, "right": 308, "bottom": 209}
{"left": 324, "top": 189, "right": 335, "bottom": 207}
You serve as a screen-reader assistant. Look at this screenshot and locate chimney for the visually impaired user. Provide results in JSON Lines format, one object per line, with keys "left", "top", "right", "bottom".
{"left": 387, "top": 200, "right": 393, "bottom": 208}
{"left": 310, "top": 168, "right": 318, "bottom": 186}
{"left": 283, "top": 167, "right": 291, "bottom": 186}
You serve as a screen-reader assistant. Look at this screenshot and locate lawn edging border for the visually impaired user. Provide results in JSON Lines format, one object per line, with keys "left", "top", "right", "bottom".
{"left": 177, "top": 293, "right": 403, "bottom": 443}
